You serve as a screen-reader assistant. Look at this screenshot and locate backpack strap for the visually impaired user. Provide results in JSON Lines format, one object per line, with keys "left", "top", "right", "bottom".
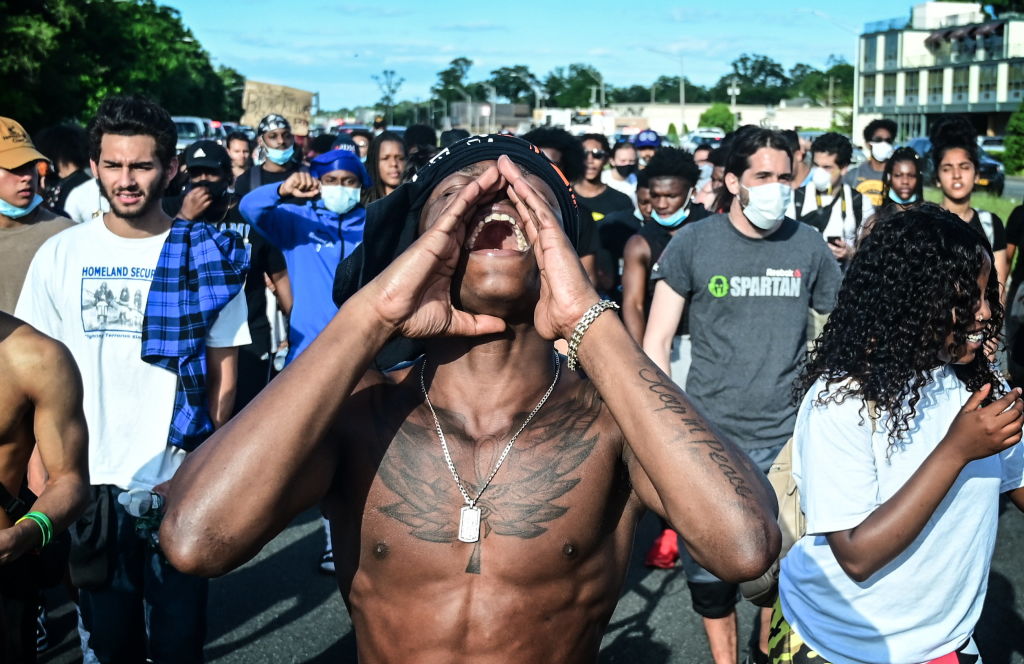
{"left": 978, "top": 210, "right": 994, "bottom": 247}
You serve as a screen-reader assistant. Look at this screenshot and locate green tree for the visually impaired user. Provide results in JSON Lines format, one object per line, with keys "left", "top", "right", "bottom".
{"left": 432, "top": 57, "right": 474, "bottom": 104}
{"left": 1004, "top": 102, "right": 1024, "bottom": 174}
{"left": 710, "top": 53, "right": 790, "bottom": 105}
{"left": 698, "top": 103, "right": 736, "bottom": 132}
{"left": 487, "top": 65, "right": 539, "bottom": 104}
{"left": 2, "top": 0, "right": 241, "bottom": 131}
{"left": 543, "top": 64, "right": 604, "bottom": 108}
{"left": 373, "top": 69, "right": 404, "bottom": 125}
{"left": 665, "top": 123, "right": 680, "bottom": 146}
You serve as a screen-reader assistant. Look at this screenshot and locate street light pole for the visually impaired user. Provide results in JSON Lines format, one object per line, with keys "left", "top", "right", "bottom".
{"left": 679, "top": 56, "right": 685, "bottom": 135}
{"left": 485, "top": 84, "right": 497, "bottom": 133}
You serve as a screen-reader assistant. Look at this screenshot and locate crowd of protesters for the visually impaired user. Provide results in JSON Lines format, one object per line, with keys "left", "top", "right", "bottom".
{"left": 1, "top": 94, "right": 1023, "bottom": 664}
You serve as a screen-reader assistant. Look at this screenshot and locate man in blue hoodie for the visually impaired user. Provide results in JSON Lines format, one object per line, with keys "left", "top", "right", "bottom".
{"left": 240, "top": 148, "right": 370, "bottom": 573}
{"left": 241, "top": 148, "right": 370, "bottom": 364}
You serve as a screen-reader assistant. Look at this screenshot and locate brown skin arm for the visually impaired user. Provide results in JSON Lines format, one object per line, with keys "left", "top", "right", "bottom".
{"left": 269, "top": 269, "right": 293, "bottom": 318}
{"left": 160, "top": 166, "right": 509, "bottom": 577}
{"left": 0, "top": 324, "right": 89, "bottom": 564}
{"left": 620, "top": 234, "right": 651, "bottom": 343}
{"left": 580, "top": 253, "right": 597, "bottom": 285}
{"left": 206, "top": 346, "right": 238, "bottom": 430}
{"left": 826, "top": 384, "right": 1023, "bottom": 582}
{"left": 502, "top": 157, "right": 781, "bottom": 582}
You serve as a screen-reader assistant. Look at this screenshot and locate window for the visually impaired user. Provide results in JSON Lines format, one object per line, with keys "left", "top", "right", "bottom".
{"left": 863, "top": 36, "right": 877, "bottom": 71}
{"left": 905, "top": 71, "right": 920, "bottom": 98}
{"left": 979, "top": 65, "right": 998, "bottom": 100}
{"left": 928, "top": 69, "right": 944, "bottom": 103}
{"left": 884, "top": 34, "right": 899, "bottom": 68}
{"left": 883, "top": 74, "right": 897, "bottom": 104}
{"left": 1011, "top": 62, "right": 1024, "bottom": 101}
{"left": 952, "top": 67, "right": 969, "bottom": 101}
{"left": 862, "top": 75, "right": 876, "bottom": 106}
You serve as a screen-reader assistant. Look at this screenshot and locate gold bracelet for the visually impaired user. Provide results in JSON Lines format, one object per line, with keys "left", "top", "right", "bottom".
{"left": 566, "top": 300, "right": 620, "bottom": 371}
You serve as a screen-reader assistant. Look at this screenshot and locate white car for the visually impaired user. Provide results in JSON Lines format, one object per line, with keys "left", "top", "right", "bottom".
{"left": 682, "top": 128, "right": 726, "bottom": 153}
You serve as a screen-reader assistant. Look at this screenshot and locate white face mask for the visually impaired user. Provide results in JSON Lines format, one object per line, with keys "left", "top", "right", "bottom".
{"left": 742, "top": 183, "right": 791, "bottom": 232}
{"left": 870, "top": 141, "right": 894, "bottom": 163}
{"left": 320, "top": 185, "right": 361, "bottom": 214}
{"left": 810, "top": 167, "right": 833, "bottom": 193}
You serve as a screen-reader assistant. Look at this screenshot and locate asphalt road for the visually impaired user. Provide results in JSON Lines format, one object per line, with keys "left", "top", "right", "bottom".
{"left": 37, "top": 502, "right": 1024, "bottom": 663}
{"left": 1004, "top": 176, "right": 1024, "bottom": 203}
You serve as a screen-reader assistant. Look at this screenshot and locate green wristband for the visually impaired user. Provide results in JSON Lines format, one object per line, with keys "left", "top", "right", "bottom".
{"left": 16, "top": 511, "right": 54, "bottom": 548}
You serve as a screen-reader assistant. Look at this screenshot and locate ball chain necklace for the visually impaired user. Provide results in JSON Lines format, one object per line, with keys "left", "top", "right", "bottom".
{"left": 419, "top": 350, "right": 561, "bottom": 543}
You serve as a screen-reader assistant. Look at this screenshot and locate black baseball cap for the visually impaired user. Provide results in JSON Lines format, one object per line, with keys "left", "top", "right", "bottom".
{"left": 184, "top": 140, "right": 231, "bottom": 172}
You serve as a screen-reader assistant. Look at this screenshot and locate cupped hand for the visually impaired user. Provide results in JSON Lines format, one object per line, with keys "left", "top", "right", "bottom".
{"left": 362, "top": 164, "right": 507, "bottom": 340}
{"left": 498, "top": 155, "right": 599, "bottom": 341}
{"left": 178, "top": 186, "right": 212, "bottom": 221}
{"left": 944, "top": 384, "right": 1023, "bottom": 463}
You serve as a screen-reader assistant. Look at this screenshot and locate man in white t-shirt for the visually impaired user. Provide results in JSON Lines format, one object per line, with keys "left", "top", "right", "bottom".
{"left": 787, "top": 132, "right": 875, "bottom": 270}
{"left": 16, "top": 96, "right": 249, "bottom": 663}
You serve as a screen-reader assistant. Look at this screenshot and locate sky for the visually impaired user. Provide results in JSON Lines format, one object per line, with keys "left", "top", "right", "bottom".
{"left": 167, "top": 0, "right": 913, "bottom": 110}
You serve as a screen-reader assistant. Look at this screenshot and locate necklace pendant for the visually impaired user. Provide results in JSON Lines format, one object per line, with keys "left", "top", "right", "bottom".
{"left": 458, "top": 505, "right": 481, "bottom": 543}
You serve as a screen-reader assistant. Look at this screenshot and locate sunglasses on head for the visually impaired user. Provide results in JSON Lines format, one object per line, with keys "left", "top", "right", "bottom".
{"left": 584, "top": 149, "right": 608, "bottom": 160}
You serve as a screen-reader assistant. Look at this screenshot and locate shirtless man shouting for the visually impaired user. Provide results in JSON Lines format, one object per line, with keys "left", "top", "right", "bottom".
{"left": 0, "top": 312, "right": 88, "bottom": 659}
{"left": 162, "top": 135, "right": 780, "bottom": 663}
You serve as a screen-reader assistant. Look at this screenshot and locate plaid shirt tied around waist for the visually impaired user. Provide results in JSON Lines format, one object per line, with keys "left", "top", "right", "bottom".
{"left": 142, "top": 218, "right": 249, "bottom": 452}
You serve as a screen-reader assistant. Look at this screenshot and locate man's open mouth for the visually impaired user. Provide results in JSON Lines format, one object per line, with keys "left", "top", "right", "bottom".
{"left": 465, "top": 212, "right": 529, "bottom": 252}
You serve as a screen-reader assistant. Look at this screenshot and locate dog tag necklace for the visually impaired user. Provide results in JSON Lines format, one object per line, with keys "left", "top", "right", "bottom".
{"left": 420, "top": 351, "right": 560, "bottom": 543}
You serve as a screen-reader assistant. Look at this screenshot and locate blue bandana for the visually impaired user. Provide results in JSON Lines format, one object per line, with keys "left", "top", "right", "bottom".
{"left": 310, "top": 149, "right": 372, "bottom": 188}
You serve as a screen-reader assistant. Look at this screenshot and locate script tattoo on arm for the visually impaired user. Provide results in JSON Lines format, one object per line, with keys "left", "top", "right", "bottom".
{"left": 376, "top": 392, "right": 600, "bottom": 574}
{"left": 638, "top": 367, "right": 755, "bottom": 499}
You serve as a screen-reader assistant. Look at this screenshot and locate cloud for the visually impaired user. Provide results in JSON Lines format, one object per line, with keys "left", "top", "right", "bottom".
{"left": 433, "top": 20, "right": 506, "bottom": 32}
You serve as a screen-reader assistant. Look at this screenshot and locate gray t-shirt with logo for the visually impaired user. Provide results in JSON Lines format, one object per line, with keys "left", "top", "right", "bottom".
{"left": 651, "top": 213, "right": 842, "bottom": 451}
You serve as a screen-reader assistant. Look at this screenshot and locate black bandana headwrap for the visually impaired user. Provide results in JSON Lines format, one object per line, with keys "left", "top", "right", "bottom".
{"left": 332, "top": 133, "right": 581, "bottom": 370}
{"left": 333, "top": 133, "right": 579, "bottom": 306}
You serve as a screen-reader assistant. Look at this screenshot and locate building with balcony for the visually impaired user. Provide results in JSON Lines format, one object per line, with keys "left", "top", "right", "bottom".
{"left": 855, "top": 1, "right": 1024, "bottom": 142}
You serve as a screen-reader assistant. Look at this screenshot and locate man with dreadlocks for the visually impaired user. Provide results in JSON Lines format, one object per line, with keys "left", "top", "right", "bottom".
{"left": 160, "top": 134, "right": 780, "bottom": 663}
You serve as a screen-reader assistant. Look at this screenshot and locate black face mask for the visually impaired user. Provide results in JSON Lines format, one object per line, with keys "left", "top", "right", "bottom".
{"left": 614, "top": 164, "right": 637, "bottom": 178}
{"left": 188, "top": 179, "right": 230, "bottom": 200}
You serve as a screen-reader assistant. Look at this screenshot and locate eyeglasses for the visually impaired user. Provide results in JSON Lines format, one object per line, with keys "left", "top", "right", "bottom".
{"left": 584, "top": 149, "right": 608, "bottom": 160}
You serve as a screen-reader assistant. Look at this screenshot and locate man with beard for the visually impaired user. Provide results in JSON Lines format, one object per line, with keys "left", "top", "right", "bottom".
{"left": 160, "top": 134, "right": 781, "bottom": 663}
{"left": 16, "top": 96, "right": 250, "bottom": 663}
{"left": 643, "top": 127, "right": 842, "bottom": 664}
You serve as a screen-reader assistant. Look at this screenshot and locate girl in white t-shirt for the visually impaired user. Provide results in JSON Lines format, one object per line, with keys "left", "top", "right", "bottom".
{"left": 773, "top": 204, "right": 1024, "bottom": 664}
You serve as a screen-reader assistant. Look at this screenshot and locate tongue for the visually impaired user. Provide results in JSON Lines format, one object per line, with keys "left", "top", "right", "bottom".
{"left": 472, "top": 221, "right": 517, "bottom": 251}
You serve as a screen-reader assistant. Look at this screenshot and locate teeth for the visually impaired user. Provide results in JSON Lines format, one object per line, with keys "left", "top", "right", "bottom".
{"left": 967, "top": 331, "right": 985, "bottom": 343}
{"left": 465, "top": 212, "right": 528, "bottom": 251}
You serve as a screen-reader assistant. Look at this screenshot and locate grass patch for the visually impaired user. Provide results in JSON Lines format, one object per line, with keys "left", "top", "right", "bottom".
{"left": 923, "top": 187, "right": 1021, "bottom": 220}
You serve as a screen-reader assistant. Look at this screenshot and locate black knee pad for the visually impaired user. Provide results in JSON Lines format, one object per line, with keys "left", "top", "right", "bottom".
{"left": 687, "top": 580, "right": 739, "bottom": 619}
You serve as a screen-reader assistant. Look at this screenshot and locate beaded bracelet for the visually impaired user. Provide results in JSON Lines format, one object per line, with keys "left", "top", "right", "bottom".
{"left": 16, "top": 511, "right": 54, "bottom": 548}
{"left": 566, "top": 300, "right": 620, "bottom": 371}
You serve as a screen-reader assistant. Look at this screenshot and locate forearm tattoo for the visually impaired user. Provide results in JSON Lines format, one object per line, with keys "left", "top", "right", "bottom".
{"left": 638, "top": 368, "right": 755, "bottom": 499}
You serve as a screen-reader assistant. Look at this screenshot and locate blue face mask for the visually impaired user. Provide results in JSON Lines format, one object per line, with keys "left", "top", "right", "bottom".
{"left": 888, "top": 188, "right": 918, "bottom": 205}
{"left": 0, "top": 194, "right": 43, "bottom": 219}
{"left": 651, "top": 199, "right": 691, "bottom": 229}
{"left": 320, "top": 185, "right": 361, "bottom": 214}
{"left": 265, "top": 145, "right": 295, "bottom": 165}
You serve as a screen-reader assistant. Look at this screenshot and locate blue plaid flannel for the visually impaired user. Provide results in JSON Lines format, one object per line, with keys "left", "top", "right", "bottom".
{"left": 142, "top": 218, "right": 249, "bottom": 451}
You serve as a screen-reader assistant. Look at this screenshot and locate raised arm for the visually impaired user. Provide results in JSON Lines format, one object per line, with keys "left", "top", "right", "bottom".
{"left": 161, "top": 166, "right": 508, "bottom": 577}
{"left": 0, "top": 325, "right": 89, "bottom": 564}
{"left": 502, "top": 157, "right": 780, "bottom": 583}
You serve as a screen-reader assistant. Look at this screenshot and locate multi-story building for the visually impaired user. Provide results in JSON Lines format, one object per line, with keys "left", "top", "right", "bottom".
{"left": 855, "top": 1, "right": 1024, "bottom": 141}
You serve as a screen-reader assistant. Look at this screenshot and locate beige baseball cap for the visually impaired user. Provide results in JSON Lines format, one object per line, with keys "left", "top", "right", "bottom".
{"left": 0, "top": 117, "right": 47, "bottom": 170}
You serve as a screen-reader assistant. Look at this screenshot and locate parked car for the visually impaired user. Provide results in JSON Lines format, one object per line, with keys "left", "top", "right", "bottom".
{"left": 682, "top": 128, "right": 725, "bottom": 153}
{"left": 172, "top": 116, "right": 207, "bottom": 152}
{"left": 978, "top": 135, "right": 1005, "bottom": 157}
{"left": 904, "top": 136, "right": 1005, "bottom": 197}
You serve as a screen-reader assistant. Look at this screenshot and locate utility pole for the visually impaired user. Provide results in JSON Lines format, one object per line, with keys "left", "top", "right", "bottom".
{"left": 679, "top": 56, "right": 686, "bottom": 133}
{"left": 827, "top": 75, "right": 836, "bottom": 128}
{"left": 727, "top": 77, "right": 741, "bottom": 129}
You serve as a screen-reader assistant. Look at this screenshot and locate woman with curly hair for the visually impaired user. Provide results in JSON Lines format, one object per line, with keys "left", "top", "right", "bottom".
{"left": 771, "top": 204, "right": 1024, "bottom": 664}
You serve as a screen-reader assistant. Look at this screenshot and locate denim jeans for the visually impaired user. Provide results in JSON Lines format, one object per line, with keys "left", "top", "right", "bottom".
{"left": 78, "top": 486, "right": 207, "bottom": 663}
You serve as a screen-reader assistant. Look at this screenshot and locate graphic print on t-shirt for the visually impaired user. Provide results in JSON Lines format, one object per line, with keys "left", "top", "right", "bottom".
{"left": 707, "top": 268, "right": 803, "bottom": 298}
{"left": 80, "top": 265, "right": 154, "bottom": 336}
